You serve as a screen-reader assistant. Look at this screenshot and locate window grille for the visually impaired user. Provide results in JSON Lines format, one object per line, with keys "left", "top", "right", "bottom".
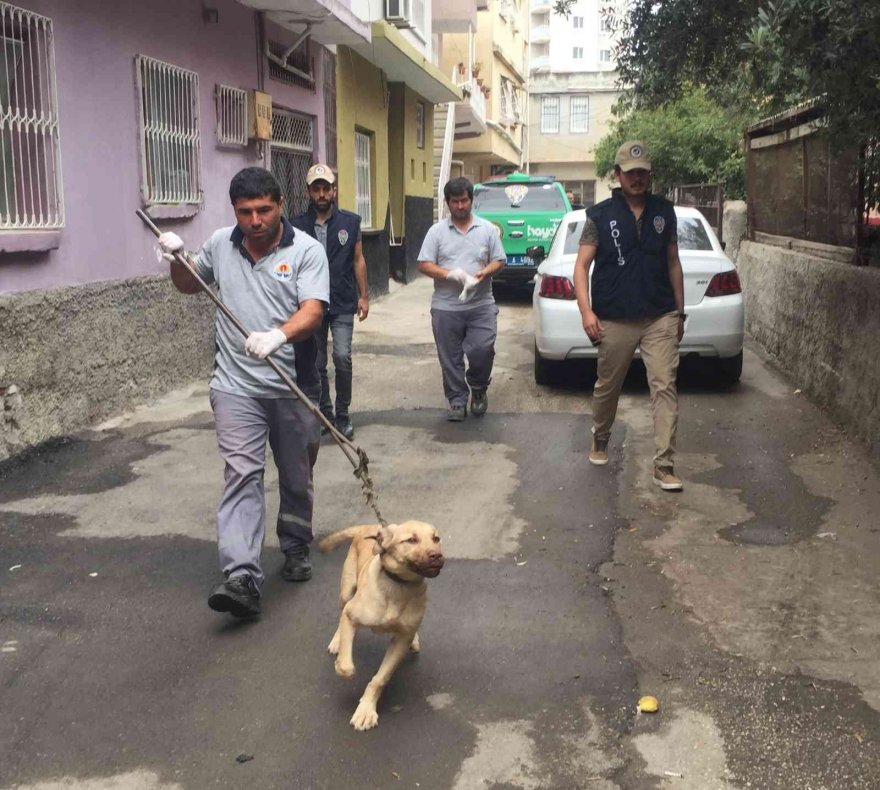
{"left": 268, "top": 39, "right": 315, "bottom": 93}
{"left": 354, "top": 131, "right": 372, "bottom": 227}
{"left": 135, "top": 54, "right": 201, "bottom": 206}
{"left": 271, "top": 107, "right": 313, "bottom": 217}
{"left": 540, "top": 95, "right": 559, "bottom": 134}
{"left": 570, "top": 96, "right": 589, "bottom": 133}
{"left": 215, "top": 84, "right": 247, "bottom": 147}
{"left": 322, "top": 48, "right": 337, "bottom": 169}
{"left": 415, "top": 102, "right": 425, "bottom": 149}
{"left": 0, "top": 2, "right": 64, "bottom": 230}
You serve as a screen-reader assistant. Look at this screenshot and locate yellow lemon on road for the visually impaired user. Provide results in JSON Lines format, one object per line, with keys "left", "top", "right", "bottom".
{"left": 638, "top": 695, "right": 659, "bottom": 713}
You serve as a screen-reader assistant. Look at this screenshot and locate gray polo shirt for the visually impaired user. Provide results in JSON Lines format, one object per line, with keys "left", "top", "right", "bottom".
{"left": 417, "top": 214, "right": 506, "bottom": 311}
{"left": 193, "top": 218, "right": 329, "bottom": 398}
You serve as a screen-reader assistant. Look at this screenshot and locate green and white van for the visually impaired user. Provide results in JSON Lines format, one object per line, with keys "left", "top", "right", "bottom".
{"left": 473, "top": 173, "right": 572, "bottom": 286}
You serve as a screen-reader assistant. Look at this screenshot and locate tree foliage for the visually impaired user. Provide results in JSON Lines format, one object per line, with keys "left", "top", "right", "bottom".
{"left": 593, "top": 88, "right": 746, "bottom": 198}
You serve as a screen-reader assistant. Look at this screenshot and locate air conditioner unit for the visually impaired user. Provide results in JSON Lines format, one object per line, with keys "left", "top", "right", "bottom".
{"left": 385, "top": 0, "right": 413, "bottom": 27}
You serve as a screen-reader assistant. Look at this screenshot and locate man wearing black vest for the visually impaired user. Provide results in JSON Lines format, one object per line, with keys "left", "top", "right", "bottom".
{"left": 291, "top": 164, "right": 369, "bottom": 440}
{"left": 573, "top": 141, "right": 686, "bottom": 491}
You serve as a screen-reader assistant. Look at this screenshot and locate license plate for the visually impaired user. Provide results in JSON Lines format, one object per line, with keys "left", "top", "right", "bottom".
{"left": 506, "top": 254, "right": 532, "bottom": 266}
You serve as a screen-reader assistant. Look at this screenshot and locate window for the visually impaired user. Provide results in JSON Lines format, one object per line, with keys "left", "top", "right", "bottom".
{"left": 599, "top": 49, "right": 612, "bottom": 63}
{"left": 322, "top": 48, "right": 337, "bottom": 169}
{"left": 540, "top": 96, "right": 560, "bottom": 134}
{"left": 569, "top": 96, "right": 589, "bottom": 133}
{"left": 473, "top": 183, "right": 568, "bottom": 212}
{"left": 600, "top": 17, "right": 612, "bottom": 33}
{"left": 267, "top": 39, "right": 314, "bottom": 92}
{"left": 0, "top": 3, "right": 64, "bottom": 230}
{"left": 572, "top": 47, "right": 584, "bottom": 59}
{"left": 271, "top": 107, "right": 314, "bottom": 217}
{"left": 215, "top": 85, "right": 247, "bottom": 147}
{"left": 501, "top": 77, "right": 517, "bottom": 124}
{"left": 354, "top": 130, "right": 372, "bottom": 227}
{"left": 572, "top": 16, "right": 583, "bottom": 28}
{"left": 415, "top": 101, "right": 425, "bottom": 149}
{"left": 135, "top": 54, "right": 201, "bottom": 206}
{"left": 562, "top": 179, "right": 596, "bottom": 211}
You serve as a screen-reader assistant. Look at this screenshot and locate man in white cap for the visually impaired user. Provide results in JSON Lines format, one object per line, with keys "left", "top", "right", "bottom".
{"left": 572, "top": 141, "right": 686, "bottom": 490}
{"left": 290, "top": 164, "right": 369, "bottom": 440}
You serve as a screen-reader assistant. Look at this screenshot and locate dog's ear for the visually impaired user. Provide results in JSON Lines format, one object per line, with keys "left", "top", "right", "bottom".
{"left": 373, "top": 524, "right": 395, "bottom": 554}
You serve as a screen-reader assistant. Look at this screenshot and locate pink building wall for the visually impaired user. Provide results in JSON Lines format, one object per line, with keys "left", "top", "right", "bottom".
{"left": 0, "top": 0, "right": 327, "bottom": 294}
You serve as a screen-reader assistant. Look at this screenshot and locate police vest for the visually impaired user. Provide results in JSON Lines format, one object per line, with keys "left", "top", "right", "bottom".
{"left": 587, "top": 189, "right": 677, "bottom": 321}
{"left": 290, "top": 207, "right": 361, "bottom": 316}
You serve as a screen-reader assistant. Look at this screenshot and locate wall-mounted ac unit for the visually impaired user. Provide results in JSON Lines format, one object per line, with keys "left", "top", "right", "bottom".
{"left": 385, "top": 0, "right": 413, "bottom": 27}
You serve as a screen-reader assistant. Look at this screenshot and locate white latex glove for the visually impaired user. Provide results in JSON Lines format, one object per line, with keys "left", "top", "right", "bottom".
{"left": 157, "top": 231, "right": 184, "bottom": 264}
{"left": 458, "top": 274, "right": 480, "bottom": 303}
{"left": 245, "top": 328, "right": 287, "bottom": 359}
{"left": 445, "top": 268, "right": 469, "bottom": 287}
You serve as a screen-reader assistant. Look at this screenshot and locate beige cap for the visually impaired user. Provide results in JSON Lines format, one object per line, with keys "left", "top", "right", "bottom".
{"left": 614, "top": 141, "right": 652, "bottom": 172}
{"left": 306, "top": 163, "right": 336, "bottom": 185}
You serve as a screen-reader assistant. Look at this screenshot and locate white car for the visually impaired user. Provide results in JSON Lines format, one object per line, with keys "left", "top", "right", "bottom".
{"left": 532, "top": 207, "right": 744, "bottom": 385}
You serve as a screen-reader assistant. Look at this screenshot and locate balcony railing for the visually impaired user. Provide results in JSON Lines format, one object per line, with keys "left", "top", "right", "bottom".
{"left": 457, "top": 78, "right": 487, "bottom": 128}
{"left": 530, "top": 54, "right": 550, "bottom": 72}
{"left": 531, "top": 25, "right": 550, "bottom": 42}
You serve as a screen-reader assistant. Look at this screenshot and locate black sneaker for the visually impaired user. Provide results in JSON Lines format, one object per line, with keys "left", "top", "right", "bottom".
{"left": 470, "top": 388, "right": 488, "bottom": 417}
{"left": 281, "top": 544, "right": 312, "bottom": 582}
{"left": 208, "top": 575, "right": 261, "bottom": 618}
{"left": 335, "top": 416, "right": 354, "bottom": 440}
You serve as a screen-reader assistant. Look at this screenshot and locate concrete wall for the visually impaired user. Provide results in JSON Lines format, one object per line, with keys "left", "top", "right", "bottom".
{"left": 737, "top": 241, "right": 880, "bottom": 454}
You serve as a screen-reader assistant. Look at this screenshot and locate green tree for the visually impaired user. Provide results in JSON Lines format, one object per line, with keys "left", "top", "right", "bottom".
{"left": 594, "top": 88, "right": 746, "bottom": 198}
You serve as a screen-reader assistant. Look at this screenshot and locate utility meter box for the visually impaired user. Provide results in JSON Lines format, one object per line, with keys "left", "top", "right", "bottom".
{"left": 248, "top": 90, "right": 272, "bottom": 140}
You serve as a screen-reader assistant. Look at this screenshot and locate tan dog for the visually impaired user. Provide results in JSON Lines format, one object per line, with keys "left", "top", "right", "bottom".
{"left": 318, "top": 521, "right": 444, "bottom": 731}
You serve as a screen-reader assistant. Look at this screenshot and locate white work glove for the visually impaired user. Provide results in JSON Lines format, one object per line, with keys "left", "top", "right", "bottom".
{"left": 245, "top": 328, "right": 287, "bottom": 359}
{"left": 157, "top": 231, "right": 184, "bottom": 263}
{"left": 445, "top": 268, "right": 470, "bottom": 287}
{"left": 458, "top": 274, "right": 480, "bottom": 303}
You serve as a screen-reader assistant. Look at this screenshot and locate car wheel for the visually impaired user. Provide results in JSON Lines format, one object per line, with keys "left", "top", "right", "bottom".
{"left": 534, "top": 344, "right": 559, "bottom": 386}
{"left": 713, "top": 351, "right": 743, "bottom": 386}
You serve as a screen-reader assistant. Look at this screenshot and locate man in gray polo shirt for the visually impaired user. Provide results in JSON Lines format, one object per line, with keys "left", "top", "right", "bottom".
{"left": 418, "top": 177, "right": 506, "bottom": 421}
{"left": 158, "top": 167, "right": 329, "bottom": 618}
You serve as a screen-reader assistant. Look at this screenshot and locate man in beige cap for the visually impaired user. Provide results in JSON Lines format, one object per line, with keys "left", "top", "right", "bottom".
{"left": 572, "top": 141, "right": 686, "bottom": 490}
{"left": 290, "top": 164, "right": 369, "bottom": 440}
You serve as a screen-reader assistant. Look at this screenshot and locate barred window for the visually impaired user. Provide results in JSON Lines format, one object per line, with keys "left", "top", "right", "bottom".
{"left": 0, "top": 2, "right": 64, "bottom": 230}
{"left": 570, "top": 96, "right": 589, "bottom": 133}
{"left": 268, "top": 39, "right": 314, "bottom": 93}
{"left": 271, "top": 107, "right": 313, "bottom": 217}
{"left": 354, "top": 130, "right": 372, "bottom": 227}
{"left": 540, "top": 96, "right": 559, "bottom": 134}
{"left": 215, "top": 85, "right": 247, "bottom": 147}
{"left": 135, "top": 55, "right": 201, "bottom": 206}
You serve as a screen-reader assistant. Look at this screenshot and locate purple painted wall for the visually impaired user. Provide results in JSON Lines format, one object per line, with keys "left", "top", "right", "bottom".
{"left": 0, "top": 0, "right": 327, "bottom": 294}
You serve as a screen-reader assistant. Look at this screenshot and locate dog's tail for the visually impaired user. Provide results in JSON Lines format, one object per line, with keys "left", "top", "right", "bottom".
{"left": 318, "top": 525, "right": 377, "bottom": 553}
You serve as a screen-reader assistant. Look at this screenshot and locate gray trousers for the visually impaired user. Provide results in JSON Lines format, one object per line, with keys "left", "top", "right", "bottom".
{"left": 430, "top": 303, "right": 498, "bottom": 407}
{"left": 315, "top": 313, "right": 354, "bottom": 419}
{"left": 209, "top": 389, "right": 321, "bottom": 587}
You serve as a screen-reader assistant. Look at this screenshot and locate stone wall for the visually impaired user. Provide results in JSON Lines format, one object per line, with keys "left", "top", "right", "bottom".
{"left": 737, "top": 240, "right": 880, "bottom": 455}
{"left": 0, "top": 276, "right": 215, "bottom": 460}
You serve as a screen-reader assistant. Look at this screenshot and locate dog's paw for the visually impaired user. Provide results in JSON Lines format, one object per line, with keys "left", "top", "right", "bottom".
{"left": 334, "top": 659, "right": 355, "bottom": 680}
{"left": 327, "top": 634, "right": 340, "bottom": 655}
{"left": 350, "top": 703, "right": 379, "bottom": 731}
{"left": 409, "top": 633, "right": 420, "bottom": 653}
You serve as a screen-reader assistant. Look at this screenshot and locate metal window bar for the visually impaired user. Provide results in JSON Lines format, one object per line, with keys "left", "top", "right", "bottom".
{"left": 354, "top": 131, "right": 372, "bottom": 227}
{"left": 0, "top": 2, "right": 64, "bottom": 230}
{"left": 267, "top": 39, "right": 315, "bottom": 92}
{"left": 215, "top": 84, "right": 247, "bottom": 147}
{"left": 570, "top": 96, "right": 589, "bottom": 133}
{"left": 322, "top": 48, "right": 337, "bottom": 169}
{"left": 541, "top": 96, "right": 559, "bottom": 133}
{"left": 271, "top": 107, "right": 313, "bottom": 217}
{"left": 135, "top": 54, "right": 201, "bottom": 205}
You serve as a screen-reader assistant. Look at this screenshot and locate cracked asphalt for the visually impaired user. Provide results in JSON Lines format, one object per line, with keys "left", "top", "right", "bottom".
{"left": 1, "top": 278, "right": 878, "bottom": 789}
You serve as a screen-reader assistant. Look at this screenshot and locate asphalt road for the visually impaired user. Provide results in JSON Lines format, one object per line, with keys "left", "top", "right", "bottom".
{"left": 1, "top": 279, "right": 879, "bottom": 789}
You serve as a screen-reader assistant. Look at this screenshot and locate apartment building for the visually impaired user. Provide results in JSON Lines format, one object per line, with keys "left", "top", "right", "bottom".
{"left": 527, "top": 0, "right": 621, "bottom": 207}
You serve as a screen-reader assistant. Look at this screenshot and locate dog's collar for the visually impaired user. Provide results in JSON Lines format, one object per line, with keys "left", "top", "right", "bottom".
{"left": 381, "top": 566, "right": 423, "bottom": 586}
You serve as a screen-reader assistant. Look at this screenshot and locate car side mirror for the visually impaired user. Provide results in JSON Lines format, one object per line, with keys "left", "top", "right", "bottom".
{"left": 526, "top": 245, "right": 546, "bottom": 262}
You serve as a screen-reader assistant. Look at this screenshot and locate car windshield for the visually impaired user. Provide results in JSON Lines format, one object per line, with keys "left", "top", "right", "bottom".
{"left": 559, "top": 215, "right": 714, "bottom": 255}
{"left": 473, "top": 183, "right": 567, "bottom": 212}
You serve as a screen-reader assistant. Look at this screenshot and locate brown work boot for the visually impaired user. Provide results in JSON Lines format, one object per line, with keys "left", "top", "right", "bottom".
{"left": 589, "top": 435, "right": 609, "bottom": 466}
{"left": 653, "top": 467, "right": 683, "bottom": 491}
